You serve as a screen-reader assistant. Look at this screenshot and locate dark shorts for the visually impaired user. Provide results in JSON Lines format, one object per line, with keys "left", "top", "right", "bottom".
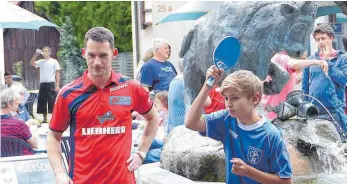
{"left": 37, "top": 82, "right": 57, "bottom": 114}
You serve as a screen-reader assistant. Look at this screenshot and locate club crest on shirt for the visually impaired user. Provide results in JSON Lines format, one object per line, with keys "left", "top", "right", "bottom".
{"left": 97, "top": 111, "right": 115, "bottom": 123}
{"left": 247, "top": 146, "right": 263, "bottom": 165}
{"left": 109, "top": 96, "right": 132, "bottom": 106}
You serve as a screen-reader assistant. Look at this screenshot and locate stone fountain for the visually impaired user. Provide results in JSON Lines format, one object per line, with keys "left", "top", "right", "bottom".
{"left": 161, "top": 1, "right": 347, "bottom": 183}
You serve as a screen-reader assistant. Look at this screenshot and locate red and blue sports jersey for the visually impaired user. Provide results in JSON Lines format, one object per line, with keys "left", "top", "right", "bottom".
{"left": 50, "top": 70, "right": 153, "bottom": 184}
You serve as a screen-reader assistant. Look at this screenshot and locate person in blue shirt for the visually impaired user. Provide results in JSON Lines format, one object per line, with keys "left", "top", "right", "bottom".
{"left": 140, "top": 38, "right": 177, "bottom": 94}
{"left": 16, "top": 104, "right": 30, "bottom": 122}
{"left": 10, "top": 82, "right": 30, "bottom": 122}
{"left": 302, "top": 24, "right": 347, "bottom": 141}
{"left": 167, "top": 59, "right": 186, "bottom": 135}
{"left": 185, "top": 66, "right": 293, "bottom": 184}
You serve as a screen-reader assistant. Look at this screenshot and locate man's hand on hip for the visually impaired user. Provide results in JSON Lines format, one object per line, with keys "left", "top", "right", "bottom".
{"left": 126, "top": 153, "right": 144, "bottom": 172}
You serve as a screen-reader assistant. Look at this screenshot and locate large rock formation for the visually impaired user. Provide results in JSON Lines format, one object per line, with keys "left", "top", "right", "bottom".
{"left": 180, "top": 1, "right": 317, "bottom": 103}
{"left": 274, "top": 118, "right": 346, "bottom": 175}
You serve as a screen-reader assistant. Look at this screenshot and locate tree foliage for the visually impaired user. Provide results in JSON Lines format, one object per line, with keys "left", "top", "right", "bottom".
{"left": 58, "top": 16, "right": 86, "bottom": 84}
{"left": 35, "top": 1, "right": 132, "bottom": 52}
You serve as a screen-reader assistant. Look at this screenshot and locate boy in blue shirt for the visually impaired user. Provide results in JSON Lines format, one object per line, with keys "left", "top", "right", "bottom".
{"left": 302, "top": 24, "right": 347, "bottom": 140}
{"left": 185, "top": 66, "right": 293, "bottom": 184}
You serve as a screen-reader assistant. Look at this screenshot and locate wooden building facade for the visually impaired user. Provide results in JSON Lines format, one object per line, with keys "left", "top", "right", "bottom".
{"left": 4, "top": 1, "right": 60, "bottom": 90}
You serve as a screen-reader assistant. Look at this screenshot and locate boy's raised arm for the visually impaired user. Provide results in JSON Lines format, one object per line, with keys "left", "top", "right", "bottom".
{"left": 185, "top": 65, "right": 224, "bottom": 131}
{"left": 185, "top": 83, "right": 211, "bottom": 131}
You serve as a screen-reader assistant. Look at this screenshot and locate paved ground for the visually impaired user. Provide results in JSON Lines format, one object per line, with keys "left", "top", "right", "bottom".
{"left": 32, "top": 101, "right": 52, "bottom": 124}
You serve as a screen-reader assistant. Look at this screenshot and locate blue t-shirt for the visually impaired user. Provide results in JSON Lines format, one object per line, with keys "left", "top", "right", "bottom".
{"left": 201, "top": 110, "right": 292, "bottom": 184}
{"left": 168, "top": 75, "right": 186, "bottom": 134}
{"left": 302, "top": 51, "right": 347, "bottom": 113}
{"left": 16, "top": 104, "right": 30, "bottom": 122}
{"left": 140, "top": 58, "right": 177, "bottom": 93}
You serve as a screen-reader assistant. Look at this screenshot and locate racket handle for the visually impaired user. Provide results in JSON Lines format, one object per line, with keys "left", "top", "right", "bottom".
{"left": 206, "top": 76, "right": 215, "bottom": 87}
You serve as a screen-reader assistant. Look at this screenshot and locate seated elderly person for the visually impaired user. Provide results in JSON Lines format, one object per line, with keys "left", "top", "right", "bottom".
{"left": 9, "top": 83, "right": 33, "bottom": 123}
{"left": 1, "top": 88, "right": 38, "bottom": 155}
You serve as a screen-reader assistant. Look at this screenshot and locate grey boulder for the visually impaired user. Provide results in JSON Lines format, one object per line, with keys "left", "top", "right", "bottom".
{"left": 160, "top": 125, "right": 226, "bottom": 182}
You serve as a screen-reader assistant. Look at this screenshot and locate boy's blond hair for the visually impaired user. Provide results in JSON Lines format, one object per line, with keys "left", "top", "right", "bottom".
{"left": 220, "top": 70, "right": 263, "bottom": 105}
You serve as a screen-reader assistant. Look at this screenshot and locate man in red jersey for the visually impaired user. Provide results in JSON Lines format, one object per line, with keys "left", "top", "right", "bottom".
{"left": 46, "top": 27, "right": 160, "bottom": 184}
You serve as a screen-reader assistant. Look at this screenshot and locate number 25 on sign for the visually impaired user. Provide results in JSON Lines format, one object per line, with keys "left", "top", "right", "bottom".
{"left": 158, "top": 5, "right": 172, "bottom": 12}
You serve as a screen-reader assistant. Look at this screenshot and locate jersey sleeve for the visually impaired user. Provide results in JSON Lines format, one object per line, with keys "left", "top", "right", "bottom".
{"left": 133, "top": 82, "right": 153, "bottom": 114}
{"left": 269, "top": 135, "right": 293, "bottom": 178}
{"left": 139, "top": 63, "right": 154, "bottom": 87}
{"left": 49, "top": 90, "right": 70, "bottom": 132}
{"left": 200, "top": 110, "right": 228, "bottom": 142}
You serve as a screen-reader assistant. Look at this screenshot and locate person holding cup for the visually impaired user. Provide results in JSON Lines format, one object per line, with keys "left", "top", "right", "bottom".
{"left": 30, "top": 46, "right": 61, "bottom": 124}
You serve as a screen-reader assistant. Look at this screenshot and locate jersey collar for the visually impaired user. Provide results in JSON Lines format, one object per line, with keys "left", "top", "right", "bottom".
{"left": 82, "top": 70, "right": 121, "bottom": 89}
{"left": 237, "top": 116, "right": 266, "bottom": 131}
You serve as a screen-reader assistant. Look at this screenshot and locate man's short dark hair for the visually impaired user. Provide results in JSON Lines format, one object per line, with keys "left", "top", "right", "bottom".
{"left": 313, "top": 24, "right": 335, "bottom": 38}
{"left": 42, "top": 46, "right": 51, "bottom": 52}
{"left": 4, "top": 72, "right": 11, "bottom": 77}
{"left": 84, "top": 27, "right": 114, "bottom": 49}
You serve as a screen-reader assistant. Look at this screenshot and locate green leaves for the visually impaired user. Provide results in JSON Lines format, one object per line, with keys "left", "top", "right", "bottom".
{"left": 35, "top": 1, "right": 132, "bottom": 52}
{"left": 58, "top": 16, "right": 86, "bottom": 84}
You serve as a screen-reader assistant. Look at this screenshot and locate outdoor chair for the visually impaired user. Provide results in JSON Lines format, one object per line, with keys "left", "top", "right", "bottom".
{"left": 25, "top": 92, "right": 38, "bottom": 119}
{"left": 12, "top": 75, "right": 23, "bottom": 82}
{"left": 1, "top": 137, "right": 46, "bottom": 157}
